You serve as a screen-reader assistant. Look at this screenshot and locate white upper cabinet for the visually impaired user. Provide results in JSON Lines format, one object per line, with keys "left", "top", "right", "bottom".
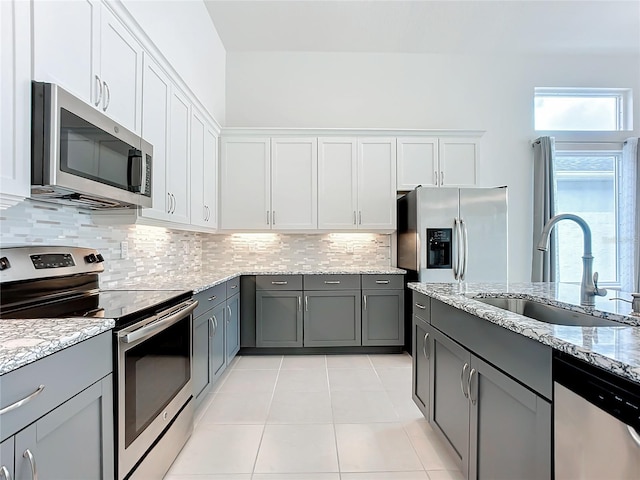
{"left": 220, "top": 137, "right": 271, "bottom": 230}
{"left": 358, "top": 138, "right": 397, "bottom": 230}
{"left": 397, "top": 136, "right": 479, "bottom": 190}
{"left": 167, "top": 87, "right": 191, "bottom": 224}
{"left": 439, "top": 137, "right": 478, "bottom": 187}
{"left": 32, "top": 1, "right": 142, "bottom": 133}
{"left": 140, "top": 54, "right": 171, "bottom": 221}
{"left": 190, "top": 107, "right": 218, "bottom": 229}
{"left": 270, "top": 138, "right": 318, "bottom": 230}
{"left": 318, "top": 138, "right": 358, "bottom": 230}
{"left": 0, "top": 0, "right": 31, "bottom": 206}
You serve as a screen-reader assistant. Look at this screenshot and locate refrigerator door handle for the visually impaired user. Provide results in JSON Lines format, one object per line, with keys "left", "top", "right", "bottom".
{"left": 453, "top": 218, "right": 460, "bottom": 280}
{"left": 460, "top": 218, "right": 469, "bottom": 281}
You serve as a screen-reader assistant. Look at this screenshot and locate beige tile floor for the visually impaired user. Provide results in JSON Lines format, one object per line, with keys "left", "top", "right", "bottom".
{"left": 165, "top": 354, "right": 463, "bottom": 480}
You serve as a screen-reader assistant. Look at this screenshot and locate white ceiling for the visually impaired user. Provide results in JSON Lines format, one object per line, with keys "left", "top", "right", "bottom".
{"left": 204, "top": 0, "right": 640, "bottom": 54}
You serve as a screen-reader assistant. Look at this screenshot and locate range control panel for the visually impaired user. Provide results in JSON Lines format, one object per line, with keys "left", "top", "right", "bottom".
{"left": 30, "top": 253, "right": 76, "bottom": 269}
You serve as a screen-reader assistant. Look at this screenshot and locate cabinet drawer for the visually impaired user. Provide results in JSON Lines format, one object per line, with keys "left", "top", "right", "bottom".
{"left": 304, "top": 274, "right": 360, "bottom": 290}
{"left": 194, "top": 283, "right": 226, "bottom": 317}
{"left": 361, "top": 274, "right": 404, "bottom": 290}
{"left": 412, "top": 292, "right": 430, "bottom": 322}
{"left": 226, "top": 276, "right": 240, "bottom": 297}
{"left": 256, "top": 275, "right": 303, "bottom": 291}
{"left": 0, "top": 332, "right": 112, "bottom": 442}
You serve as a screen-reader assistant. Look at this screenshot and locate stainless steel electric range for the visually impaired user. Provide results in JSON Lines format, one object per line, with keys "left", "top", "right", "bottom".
{"left": 0, "top": 246, "right": 198, "bottom": 480}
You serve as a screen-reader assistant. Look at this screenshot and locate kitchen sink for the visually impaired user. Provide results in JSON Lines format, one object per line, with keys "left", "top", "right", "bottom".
{"left": 471, "top": 296, "right": 623, "bottom": 327}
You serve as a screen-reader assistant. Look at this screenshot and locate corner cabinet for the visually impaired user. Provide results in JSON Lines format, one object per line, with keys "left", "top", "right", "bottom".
{"left": 32, "top": 0, "right": 142, "bottom": 133}
{"left": 397, "top": 136, "right": 479, "bottom": 190}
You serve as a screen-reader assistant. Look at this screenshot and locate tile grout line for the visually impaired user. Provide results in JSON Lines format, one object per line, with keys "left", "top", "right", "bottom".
{"left": 325, "top": 354, "right": 345, "bottom": 478}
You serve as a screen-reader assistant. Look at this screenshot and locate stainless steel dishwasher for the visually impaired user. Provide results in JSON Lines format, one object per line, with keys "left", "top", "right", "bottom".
{"left": 554, "top": 352, "right": 640, "bottom": 479}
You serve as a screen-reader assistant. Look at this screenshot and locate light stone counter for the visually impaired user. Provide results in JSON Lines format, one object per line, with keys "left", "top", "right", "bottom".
{"left": 408, "top": 282, "right": 640, "bottom": 384}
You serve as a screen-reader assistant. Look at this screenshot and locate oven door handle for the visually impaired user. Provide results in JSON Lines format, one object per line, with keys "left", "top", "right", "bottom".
{"left": 120, "top": 300, "right": 198, "bottom": 344}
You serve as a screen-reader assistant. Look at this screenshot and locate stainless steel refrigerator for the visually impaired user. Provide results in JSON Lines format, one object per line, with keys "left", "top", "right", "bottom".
{"left": 397, "top": 186, "right": 508, "bottom": 283}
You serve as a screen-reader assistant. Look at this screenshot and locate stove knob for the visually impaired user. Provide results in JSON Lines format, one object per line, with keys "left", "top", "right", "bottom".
{"left": 0, "top": 257, "right": 10, "bottom": 271}
{"left": 85, "top": 253, "right": 97, "bottom": 264}
{"left": 96, "top": 253, "right": 105, "bottom": 263}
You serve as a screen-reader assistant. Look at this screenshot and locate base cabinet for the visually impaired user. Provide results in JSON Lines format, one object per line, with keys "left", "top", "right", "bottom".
{"left": 412, "top": 315, "right": 433, "bottom": 419}
{"left": 225, "top": 293, "right": 240, "bottom": 362}
{"left": 362, "top": 289, "right": 404, "bottom": 346}
{"left": 304, "top": 291, "right": 361, "bottom": 347}
{"left": 256, "top": 290, "right": 303, "bottom": 347}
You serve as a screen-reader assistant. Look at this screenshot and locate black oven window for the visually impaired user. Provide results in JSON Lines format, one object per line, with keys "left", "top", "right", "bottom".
{"left": 123, "top": 317, "right": 190, "bottom": 448}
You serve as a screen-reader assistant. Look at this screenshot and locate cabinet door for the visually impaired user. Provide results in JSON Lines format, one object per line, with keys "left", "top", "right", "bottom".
{"left": 357, "top": 138, "right": 396, "bottom": 230}
{"left": 1, "top": 0, "right": 30, "bottom": 203}
{"left": 439, "top": 137, "right": 478, "bottom": 187}
{"left": 203, "top": 126, "right": 218, "bottom": 228}
{"left": 32, "top": 0, "right": 99, "bottom": 105}
{"left": 318, "top": 137, "right": 358, "bottom": 229}
{"left": 167, "top": 87, "right": 191, "bottom": 224}
{"left": 13, "top": 376, "right": 114, "bottom": 480}
{"left": 0, "top": 437, "right": 13, "bottom": 480}
{"left": 431, "top": 328, "right": 470, "bottom": 477}
{"left": 225, "top": 294, "right": 240, "bottom": 362}
{"left": 468, "top": 356, "right": 551, "bottom": 480}
{"left": 220, "top": 138, "right": 271, "bottom": 230}
{"left": 140, "top": 54, "right": 171, "bottom": 221}
{"left": 210, "top": 302, "right": 226, "bottom": 384}
{"left": 303, "top": 291, "right": 362, "bottom": 347}
{"left": 362, "top": 289, "right": 404, "bottom": 346}
{"left": 397, "top": 137, "right": 439, "bottom": 190}
{"left": 412, "top": 316, "right": 433, "bottom": 418}
{"left": 193, "top": 313, "right": 212, "bottom": 405}
{"left": 190, "top": 109, "right": 206, "bottom": 227}
{"left": 271, "top": 138, "right": 318, "bottom": 230}
{"left": 256, "top": 291, "right": 303, "bottom": 347}
{"left": 99, "top": 7, "right": 142, "bottom": 133}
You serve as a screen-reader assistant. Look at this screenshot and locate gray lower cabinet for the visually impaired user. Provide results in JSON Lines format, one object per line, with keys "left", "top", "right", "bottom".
{"left": 362, "top": 289, "right": 404, "bottom": 346}
{"left": 256, "top": 290, "right": 303, "bottom": 347}
{"left": 303, "top": 290, "right": 362, "bottom": 347}
{"left": 210, "top": 301, "right": 227, "bottom": 383}
{"left": 226, "top": 293, "right": 240, "bottom": 361}
{"left": 193, "top": 312, "right": 213, "bottom": 406}
{"left": 0, "top": 435, "right": 14, "bottom": 480}
{"left": 6, "top": 375, "right": 113, "bottom": 480}
{"left": 412, "top": 314, "right": 433, "bottom": 418}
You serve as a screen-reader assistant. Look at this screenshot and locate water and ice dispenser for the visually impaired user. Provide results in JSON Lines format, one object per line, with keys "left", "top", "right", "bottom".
{"left": 426, "top": 228, "right": 452, "bottom": 269}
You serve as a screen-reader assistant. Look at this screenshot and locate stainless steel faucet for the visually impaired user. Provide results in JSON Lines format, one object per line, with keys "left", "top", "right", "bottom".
{"left": 536, "top": 213, "right": 607, "bottom": 306}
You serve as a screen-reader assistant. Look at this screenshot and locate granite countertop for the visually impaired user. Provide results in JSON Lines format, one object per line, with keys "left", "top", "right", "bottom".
{"left": 0, "top": 318, "right": 115, "bottom": 376}
{"left": 0, "top": 266, "right": 405, "bottom": 375}
{"left": 408, "top": 282, "right": 640, "bottom": 384}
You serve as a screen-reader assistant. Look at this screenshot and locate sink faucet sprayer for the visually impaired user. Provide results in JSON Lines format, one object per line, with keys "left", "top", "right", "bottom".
{"left": 536, "top": 213, "right": 607, "bottom": 306}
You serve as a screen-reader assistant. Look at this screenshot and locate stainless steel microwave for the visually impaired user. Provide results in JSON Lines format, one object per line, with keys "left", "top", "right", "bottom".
{"left": 31, "top": 81, "right": 152, "bottom": 209}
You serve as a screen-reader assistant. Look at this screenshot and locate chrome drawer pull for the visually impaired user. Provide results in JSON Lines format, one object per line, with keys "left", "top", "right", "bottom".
{"left": 375, "top": 280, "right": 390, "bottom": 284}
{"left": 460, "top": 363, "right": 469, "bottom": 398}
{"left": 324, "top": 281, "right": 340, "bottom": 284}
{"left": 231, "top": 284, "right": 238, "bottom": 289}
{"left": 271, "top": 281, "right": 288, "bottom": 285}
{"left": 0, "top": 385, "right": 45, "bottom": 415}
{"left": 415, "top": 303, "right": 426, "bottom": 310}
{"left": 208, "top": 295, "right": 216, "bottom": 301}
{"left": 0, "top": 465, "right": 10, "bottom": 480}
{"left": 23, "top": 449, "right": 37, "bottom": 480}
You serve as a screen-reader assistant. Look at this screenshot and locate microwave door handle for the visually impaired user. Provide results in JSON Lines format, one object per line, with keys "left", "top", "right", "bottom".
{"left": 128, "top": 149, "right": 143, "bottom": 193}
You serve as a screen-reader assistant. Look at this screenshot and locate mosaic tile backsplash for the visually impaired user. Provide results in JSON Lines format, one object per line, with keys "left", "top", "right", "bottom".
{"left": 0, "top": 199, "right": 391, "bottom": 288}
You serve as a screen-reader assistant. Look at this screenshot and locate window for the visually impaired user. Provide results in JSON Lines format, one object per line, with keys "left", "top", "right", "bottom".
{"left": 535, "top": 87, "right": 632, "bottom": 131}
{"left": 553, "top": 146, "right": 624, "bottom": 288}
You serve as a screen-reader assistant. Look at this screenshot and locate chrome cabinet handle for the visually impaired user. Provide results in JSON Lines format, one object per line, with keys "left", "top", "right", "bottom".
{"left": 271, "top": 281, "right": 288, "bottom": 285}
{"left": 298, "top": 296, "right": 301, "bottom": 311}
{"left": 0, "top": 385, "right": 45, "bottom": 415}
{"left": 171, "top": 194, "right": 177, "bottom": 214}
{"left": 375, "top": 280, "right": 390, "bottom": 284}
{"left": 324, "top": 281, "right": 340, "bottom": 284}
{"left": 0, "top": 465, "right": 10, "bottom": 480}
{"left": 231, "top": 284, "right": 237, "bottom": 289}
{"left": 460, "top": 219, "right": 469, "bottom": 281}
{"left": 434, "top": 170, "right": 438, "bottom": 186}
{"left": 103, "top": 81, "right": 110, "bottom": 111}
{"left": 353, "top": 211, "right": 357, "bottom": 225}
{"left": 358, "top": 211, "right": 362, "bottom": 225}
{"left": 305, "top": 296, "right": 308, "bottom": 312}
{"left": 422, "top": 332, "right": 430, "bottom": 359}
{"left": 212, "top": 314, "right": 218, "bottom": 334}
{"left": 468, "top": 368, "right": 477, "bottom": 405}
{"left": 415, "top": 303, "right": 426, "bottom": 310}
{"left": 628, "top": 425, "right": 640, "bottom": 448}
{"left": 266, "top": 210, "right": 270, "bottom": 225}
{"left": 94, "top": 75, "right": 102, "bottom": 106}
{"left": 363, "top": 295, "right": 367, "bottom": 310}
{"left": 208, "top": 295, "right": 216, "bottom": 301}
{"left": 272, "top": 211, "right": 276, "bottom": 225}
{"left": 227, "top": 305, "right": 232, "bottom": 318}
{"left": 167, "top": 193, "right": 172, "bottom": 213}
{"left": 23, "top": 449, "right": 37, "bottom": 480}
{"left": 208, "top": 317, "right": 214, "bottom": 337}
{"left": 460, "top": 363, "right": 469, "bottom": 398}
{"left": 440, "top": 171, "right": 444, "bottom": 185}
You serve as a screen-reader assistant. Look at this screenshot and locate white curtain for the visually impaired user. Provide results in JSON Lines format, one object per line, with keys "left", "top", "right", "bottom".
{"left": 531, "top": 136, "right": 556, "bottom": 282}
{"left": 621, "top": 138, "right": 639, "bottom": 292}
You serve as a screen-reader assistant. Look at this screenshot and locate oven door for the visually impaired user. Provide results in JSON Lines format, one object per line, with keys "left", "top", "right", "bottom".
{"left": 116, "top": 299, "right": 197, "bottom": 480}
